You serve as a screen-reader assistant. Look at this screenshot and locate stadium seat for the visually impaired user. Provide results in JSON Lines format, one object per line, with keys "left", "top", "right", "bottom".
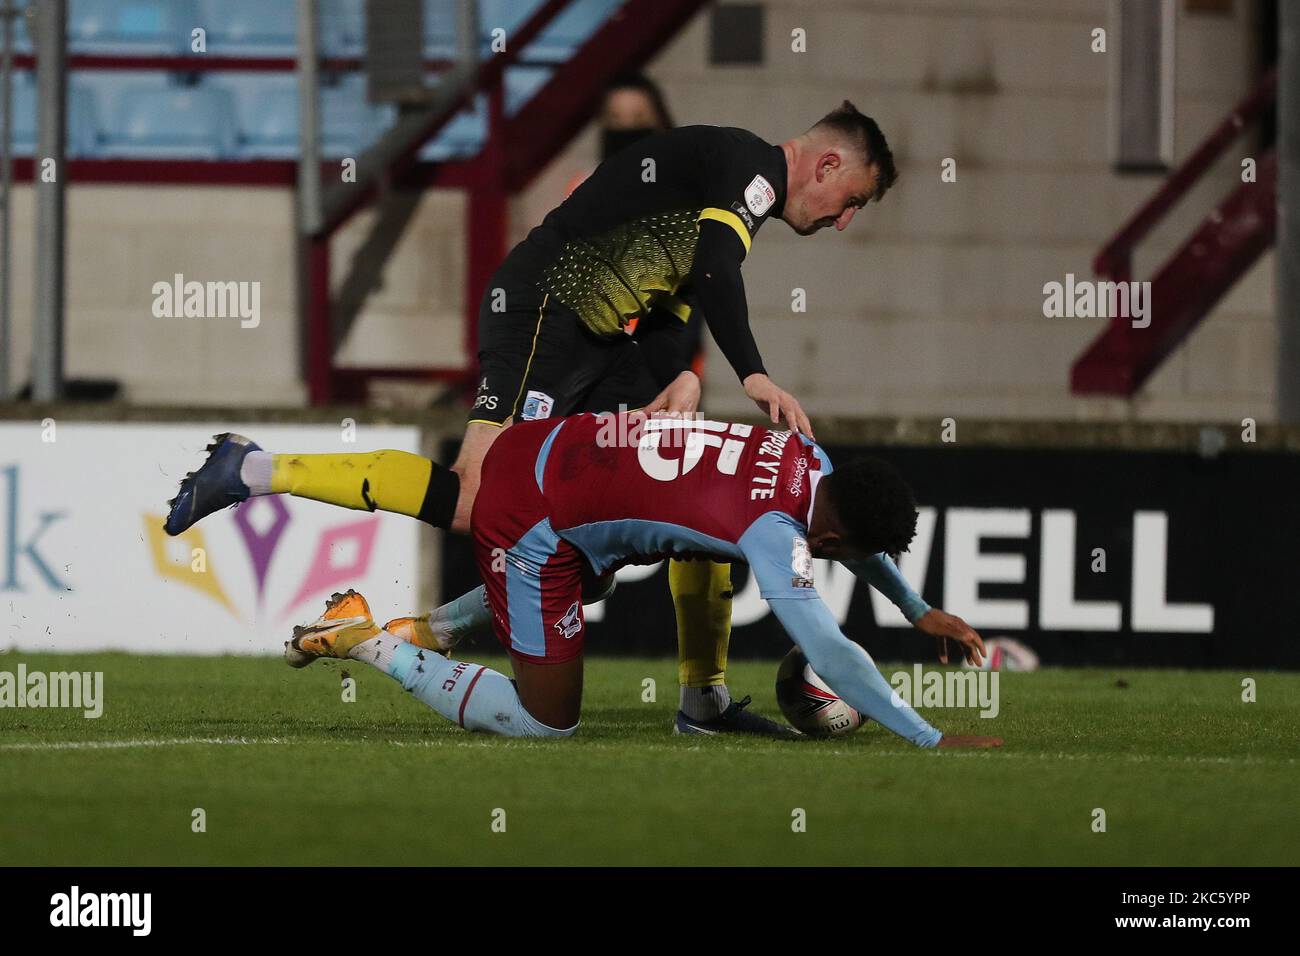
{"left": 418, "top": 95, "right": 485, "bottom": 161}
{"left": 73, "top": 69, "right": 171, "bottom": 142}
{"left": 504, "top": 65, "right": 551, "bottom": 117}
{"left": 210, "top": 73, "right": 298, "bottom": 159}
{"left": 319, "top": 75, "right": 395, "bottom": 157}
{"left": 524, "top": 0, "right": 621, "bottom": 63}
{"left": 197, "top": 0, "right": 298, "bottom": 56}
{"left": 1, "top": 71, "right": 101, "bottom": 157}
{"left": 423, "top": 0, "right": 536, "bottom": 60}
{"left": 320, "top": 0, "right": 365, "bottom": 58}
{"left": 6, "top": 0, "right": 32, "bottom": 54}
{"left": 67, "top": 0, "right": 197, "bottom": 54}
{"left": 101, "top": 84, "right": 238, "bottom": 159}
{"left": 209, "top": 73, "right": 394, "bottom": 159}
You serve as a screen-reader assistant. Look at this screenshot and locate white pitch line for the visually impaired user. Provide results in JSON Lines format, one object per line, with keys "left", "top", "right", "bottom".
{"left": 1, "top": 736, "right": 1291, "bottom": 767}
{"left": 385, "top": 738, "right": 1296, "bottom": 765}
{"left": 0, "top": 736, "right": 289, "bottom": 752}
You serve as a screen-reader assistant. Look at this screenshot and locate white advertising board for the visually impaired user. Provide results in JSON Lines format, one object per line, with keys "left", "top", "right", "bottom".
{"left": 1, "top": 422, "right": 423, "bottom": 654}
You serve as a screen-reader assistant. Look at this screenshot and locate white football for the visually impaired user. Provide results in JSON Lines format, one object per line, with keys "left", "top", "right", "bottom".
{"left": 775, "top": 648, "right": 864, "bottom": 736}
{"left": 961, "top": 636, "right": 1040, "bottom": 672}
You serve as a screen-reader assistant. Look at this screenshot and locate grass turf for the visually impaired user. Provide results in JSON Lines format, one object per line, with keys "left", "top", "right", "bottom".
{"left": 0, "top": 652, "right": 1296, "bottom": 866}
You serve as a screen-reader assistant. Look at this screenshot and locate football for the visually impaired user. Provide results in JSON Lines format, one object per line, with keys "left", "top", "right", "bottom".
{"left": 775, "top": 648, "right": 865, "bottom": 736}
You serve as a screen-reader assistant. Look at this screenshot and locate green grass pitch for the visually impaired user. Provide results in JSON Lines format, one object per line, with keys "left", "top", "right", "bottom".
{"left": 1, "top": 652, "right": 1296, "bottom": 866}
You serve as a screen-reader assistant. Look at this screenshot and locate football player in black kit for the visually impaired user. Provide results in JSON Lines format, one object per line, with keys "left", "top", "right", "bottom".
{"left": 388, "top": 99, "right": 975, "bottom": 735}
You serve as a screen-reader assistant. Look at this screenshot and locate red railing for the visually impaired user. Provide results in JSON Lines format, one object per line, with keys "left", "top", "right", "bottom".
{"left": 1093, "top": 69, "right": 1277, "bottom": 284}
{"left": 312, "top": 0, "right": 710, "bottom": 404}
{"left": 1072, "top": 69, "right": 1278, "bottom": 395}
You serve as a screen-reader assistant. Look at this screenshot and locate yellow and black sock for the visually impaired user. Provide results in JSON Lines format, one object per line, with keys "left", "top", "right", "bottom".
{"left": 670, "top": 558, "right": 734, "bottom": 718}
{"left": 269, "top": 450, "right": 459, "bottom": 527}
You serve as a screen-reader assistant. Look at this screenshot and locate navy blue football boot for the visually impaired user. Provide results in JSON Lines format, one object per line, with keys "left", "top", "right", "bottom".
{"left": 164, "top": 433, "right": 261, "bottom": 536}
{"left": 674, "top": 694, "right": 799, "bottom": 737}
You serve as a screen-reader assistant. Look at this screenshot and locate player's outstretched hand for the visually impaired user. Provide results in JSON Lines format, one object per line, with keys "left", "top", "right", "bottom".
{"left": 742, "top": 373, "right": 814, "bottom": 438}
{"left": 914, "top": 608, "right": 986, "bottom": 667}
{"left": 645, "top": 370, "right": 701, "bottom": 415}
{"left": 937, "top": 735, "right": 1004, "bottom": 749}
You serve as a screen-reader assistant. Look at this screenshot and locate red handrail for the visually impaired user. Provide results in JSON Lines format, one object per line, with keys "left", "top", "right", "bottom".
{"left": 1094, "top": 68, "right": 1277, "bottom": 280}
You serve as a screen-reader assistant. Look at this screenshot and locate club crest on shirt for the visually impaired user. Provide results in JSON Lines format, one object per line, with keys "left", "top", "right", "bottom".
{"left": 555, "top": 600, "right": 583, "bottom": 640}
{"left": 791, "top": 536, "right": 815, "bottom": 589}
{"left": 745, "top": 174, "right": 775, "bottom": 216}
{"left": 520, "top": 389, "right": 554, "bottom": 421}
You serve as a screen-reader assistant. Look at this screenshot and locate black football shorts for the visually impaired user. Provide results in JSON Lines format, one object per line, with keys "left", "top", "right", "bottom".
{"left": 469, "top": 283, "right": 661, "bottom": 427}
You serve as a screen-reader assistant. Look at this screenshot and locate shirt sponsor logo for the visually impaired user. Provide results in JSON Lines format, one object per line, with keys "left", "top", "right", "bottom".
{"left": 473, "top": 377, "right": 500, "bottom": 413}
{"left": 745, "top": 174, "right": 776, "bottom": 216}
{"left": 730, "top": 200, "right": 755, "bottom": 232}
{"left": 520, "top": 390, "right": 554, "bottom": 421}
{"left": 789, "top": 456, "right": 808, "bottom": 496}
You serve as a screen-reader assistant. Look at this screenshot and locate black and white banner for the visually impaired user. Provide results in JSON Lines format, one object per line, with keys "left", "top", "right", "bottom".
{"left": 444, "top": 443, "right": 1300, "bottom": 668}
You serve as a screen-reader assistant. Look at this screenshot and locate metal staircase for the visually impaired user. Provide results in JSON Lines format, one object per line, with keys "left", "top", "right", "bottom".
{"left": 1071, "top": 69, "right": 1278, "bottom": 397}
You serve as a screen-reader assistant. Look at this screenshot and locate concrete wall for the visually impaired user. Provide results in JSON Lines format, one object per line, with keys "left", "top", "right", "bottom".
{"left": 635, "top": 0, "right": 1275, "bottom": 423}
{"left": 1, "top": 0, "right": 1277, "bottom": 422}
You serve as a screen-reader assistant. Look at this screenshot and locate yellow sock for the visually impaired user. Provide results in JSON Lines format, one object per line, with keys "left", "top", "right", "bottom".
{"left": 670, "top": 558, "right": 733, "bottom": 688}
{"left": 271, "top": 450, "right": 433, "bottom": 519}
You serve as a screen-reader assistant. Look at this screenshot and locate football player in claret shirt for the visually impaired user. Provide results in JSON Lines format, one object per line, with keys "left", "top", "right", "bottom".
{"left": 164, "top": 418, "right": 1000, "bottom": 748}
{"left": 328, "top": 102, "right": 921, "bottom": 736}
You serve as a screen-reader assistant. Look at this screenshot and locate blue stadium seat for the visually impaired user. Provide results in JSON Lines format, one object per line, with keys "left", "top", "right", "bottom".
{"left": 1, "top": 71, "right": 101, "bottom": 157}
{"left": 6, "top": 0, "right": 32, "bottom": 54}
{"left": 318, "top": 75, "right": 394, "bottom": 157}
{"left": 73, "top": 69, "right": 171, "bottom": 136}
{"left": 320, "top": 0, "right": 365, "bottom": 58}
{"left": 424, "top": 0, "right": 537, "bottom": 60}
{"left": 241, "top": 86, "right": 299, "bottom": 158}
{"left": 101, "top": 84, "right": 238, "bottom": 159}
{"left": 522, "top": 0, "right": 621, "bottom": 63}
{"left": 68, "top": 0, "right": 197, "bottom": 54}
{"left": 197, "top": 0, "right": 314, "bottom": 57}
{"left": 504, "top": 65, "right": 550, "bottom": 116}
{"left": 204, "top": 73, "right": 297, "bottom": 159}
{"left": 418, "top": 95, "right": 485, "bottom": 162}
{"left": 207, "top": 73, "right": 393, "bottom": 159}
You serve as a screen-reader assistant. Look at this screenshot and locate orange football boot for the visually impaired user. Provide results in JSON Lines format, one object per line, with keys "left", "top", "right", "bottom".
{"left": 284, "top": 589, "right": 380, "bottom": 668}
{"left": 382, "top": 616, "right": 452, "bottom": 656}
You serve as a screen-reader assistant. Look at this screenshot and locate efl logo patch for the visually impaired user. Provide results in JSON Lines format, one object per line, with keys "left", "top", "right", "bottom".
{"left": 745, "top": 174, "right": 775, "bottom": 216}
{"left": 520, "top": 389, "right": 554, "bottom": 421}
{"left": 554, "top": 600, "right": 583, "bottom": 640}
{"left": 791, "top": 536, "right": 815, "bottom": 589}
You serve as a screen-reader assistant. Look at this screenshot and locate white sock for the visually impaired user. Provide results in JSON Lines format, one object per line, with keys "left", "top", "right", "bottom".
{"left": 427, "top": 586, "right": 493, "bottom": 648}
{"left": 239, "top": 451, "right": 274, "bottom": 496}
{"left": 680, "top": 684, "right": 731, "bottom": 721}
{"left": 348, "top": 632, "right": 576, "bottom": 737}
{"left": 347, "top": 631, "right": 404, "bottom": 673}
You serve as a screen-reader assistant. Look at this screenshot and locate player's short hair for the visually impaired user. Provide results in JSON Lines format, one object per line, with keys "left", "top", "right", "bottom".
{"left": 811, "top": 100, "right": 897, "bottom": 201}
{"left": 824, "top": 456, "right": 918, "bottom": 557}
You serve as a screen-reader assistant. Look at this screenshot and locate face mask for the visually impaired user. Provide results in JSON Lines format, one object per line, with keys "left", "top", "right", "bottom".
{"left": 601, "top": 127, "right": 658, "bottom": 161}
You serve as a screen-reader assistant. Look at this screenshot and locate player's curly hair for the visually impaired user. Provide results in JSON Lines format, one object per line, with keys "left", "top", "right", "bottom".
{"left": 824, "top": 456, "right": 918, "bottom": 557}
